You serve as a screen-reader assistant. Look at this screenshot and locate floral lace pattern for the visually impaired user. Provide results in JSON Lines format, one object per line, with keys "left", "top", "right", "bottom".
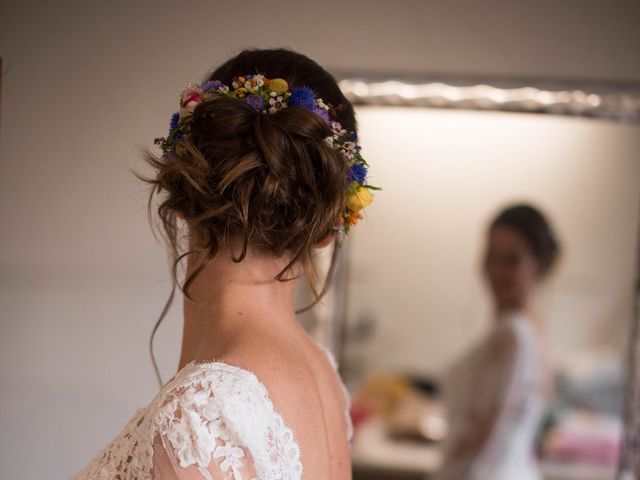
{"left": 155, "top": 363, "right": 302, "bottom": 480}
{"left": 72, "top": 352, "right": 350, "bottom": 480}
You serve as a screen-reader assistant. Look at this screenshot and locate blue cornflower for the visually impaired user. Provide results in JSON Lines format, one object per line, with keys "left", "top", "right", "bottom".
{"left": 348, "top": 163, "right": 368, "bottom": 184}
{"left": 289, "top": 86, "right": 316, "bottom": 110}
{"left": 169, "top": 112, "right": 180, "bottom": 132}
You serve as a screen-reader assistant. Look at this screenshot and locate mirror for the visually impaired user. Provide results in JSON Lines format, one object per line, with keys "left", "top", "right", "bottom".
{"left": 334, "top": 99, "right": 640, "bottom": 480}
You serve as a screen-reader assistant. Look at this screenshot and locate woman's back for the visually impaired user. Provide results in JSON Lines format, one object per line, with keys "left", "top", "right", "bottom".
{"left": 216, "top": 323, "right": 353, "bottom": 478}
{"left": 438, "top": 311, "right": 547, "bottom": 480}
{"left": 72, "top": 323, "right": 352, "bottom": 480}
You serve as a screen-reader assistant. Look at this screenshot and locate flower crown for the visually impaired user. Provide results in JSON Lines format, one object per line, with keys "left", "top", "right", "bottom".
{"left": 154, "top": 74, "right": 378, "bottom": 234}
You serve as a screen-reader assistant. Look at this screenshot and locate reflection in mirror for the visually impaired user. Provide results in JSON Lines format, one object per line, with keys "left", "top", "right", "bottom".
{"left": 342, "top": 107, "right": 640, "bottom": 480}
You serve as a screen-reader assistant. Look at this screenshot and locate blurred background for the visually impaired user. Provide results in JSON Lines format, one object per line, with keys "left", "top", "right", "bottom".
{"left": 1, "top": 1, "right": 639, "bottom": 479}
{"left": 342, "top": 107, "right": 639, "bottom": 480}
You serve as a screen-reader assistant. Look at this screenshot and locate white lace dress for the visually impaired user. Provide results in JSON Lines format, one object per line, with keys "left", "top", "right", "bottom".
{"left": 437, "top": 311, "right": 547, "bottom": 480}
{"left": 71, "top": 351, "right": 352, "bottom": 480}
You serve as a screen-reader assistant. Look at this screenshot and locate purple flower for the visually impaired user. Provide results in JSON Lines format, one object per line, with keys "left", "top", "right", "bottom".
{"left": 202, "top": 80, "right": 224, "bottom": 91}
{"left": 313, "top": 107, "right": 331, "bottom": 125}
{"left": 165, "top": 151, "right": 181, "bottom": 163}
{"left": 245, "top": 94, "right": 265, "bottom": 111}
{"left": 348, "top": 163, "right": 368, "bottom": 184}
{"left": 289, "top": 86, "right": 316, "bottom": 110}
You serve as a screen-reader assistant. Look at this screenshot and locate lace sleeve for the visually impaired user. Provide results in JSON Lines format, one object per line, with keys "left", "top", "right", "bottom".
{"left": 439, "top": 318, "right": 540, "bottom": 479}
{"left": 447, "top": 327, "right": 517, "bottom": 448}
{"left": 149, "top": 363, "right": 303, "bottom": 480}
{"left": 470, "top": 319, "right": 542, "bottom": 471}
{"left": 152, "top": 431, "right": 255, "bottom": 480}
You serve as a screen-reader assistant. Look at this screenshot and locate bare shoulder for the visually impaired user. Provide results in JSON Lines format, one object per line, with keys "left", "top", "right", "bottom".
{"left": 219, "top": 328, "right": 320, "bottom": 399}
{"left": 219, "top": 327, "right": 346, "bottom": 469}
{"left": 216, "top": 324, "right": 351, "bottom": 476}
{"left": 216, "top": 325, "right": 338, "bottom": 422}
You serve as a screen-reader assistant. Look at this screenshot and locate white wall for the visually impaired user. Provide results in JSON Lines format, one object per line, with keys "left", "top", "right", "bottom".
{"left": 347, "top": 107, "right": 640, "bottom": 376}
{"left": 1, "top": 1, "right": 639, "bottom": 478}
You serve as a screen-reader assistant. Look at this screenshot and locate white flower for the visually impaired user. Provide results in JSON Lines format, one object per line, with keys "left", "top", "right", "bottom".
{"left": 316, "top": 98, "right": 329, "bottom": 110}
{"left": 244, "top": 79, "right": 262, "bottom": 92}
{"left": 331, "top": 121, "right": 346, "bottom": 135}
{"left": 268, "top": 95, "right": 287, "bottom": 113}
{"left": 340, "top": 148, "right": 355, "bottom": 160}
{"left": 214, "top": 441, "right": 245, "bottom": 476}
{"left": 168, "top": 408, "right": 217, "bottom": 468}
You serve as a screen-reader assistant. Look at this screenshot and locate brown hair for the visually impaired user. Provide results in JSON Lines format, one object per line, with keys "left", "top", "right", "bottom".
{"left": 489, "top": 203, "right": 561, "bottom": 277}
{"left": 134, "top": 48, "right": 356, "bottom": 302}
{"left": 134, "top": 49, "right": 357, "bottom": 385}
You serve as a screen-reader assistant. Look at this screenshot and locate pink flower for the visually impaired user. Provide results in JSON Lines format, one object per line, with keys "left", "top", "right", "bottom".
{"left": 179, "top": 83, "right": 203, "bottom": 118}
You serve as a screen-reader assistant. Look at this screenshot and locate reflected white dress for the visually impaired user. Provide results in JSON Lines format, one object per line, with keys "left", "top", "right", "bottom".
{"left": 71, "top": 349, "right": 352, "bottom": 480}
{"left": 438, "top": 311, "right": 547, "bottom": 480}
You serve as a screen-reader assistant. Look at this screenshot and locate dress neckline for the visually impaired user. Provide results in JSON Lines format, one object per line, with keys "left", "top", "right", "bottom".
{"left": 164, "top": 358, "right": 261, "bottom": 390}
{"left": 162, "top": 345, "right": 352, "bottom": 441}
{"left": 167, "top": 344, "right": 340, "bottom": 389}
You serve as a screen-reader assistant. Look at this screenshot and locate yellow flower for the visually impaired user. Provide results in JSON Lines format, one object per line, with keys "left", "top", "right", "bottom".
{"left": 347, "top": 187, "right": 374, "bottom": 213}
{"left": 267, "top": 78, "right": 289, "bottom": 95}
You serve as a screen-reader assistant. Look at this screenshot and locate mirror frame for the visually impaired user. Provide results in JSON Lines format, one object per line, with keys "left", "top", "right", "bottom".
{"left": 337, "top": 74, "right": 640, "bottom": 124}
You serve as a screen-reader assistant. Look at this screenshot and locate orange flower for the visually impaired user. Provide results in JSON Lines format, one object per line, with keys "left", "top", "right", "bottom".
{"left": 348, "top": 213, "right": 361, "bottom": 226}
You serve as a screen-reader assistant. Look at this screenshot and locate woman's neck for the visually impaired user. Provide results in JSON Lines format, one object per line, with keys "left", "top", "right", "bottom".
{"left": 177, "top": 244, "right": 300, "bottom": 371}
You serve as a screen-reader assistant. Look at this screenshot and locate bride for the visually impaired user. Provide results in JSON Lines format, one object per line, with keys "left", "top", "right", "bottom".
{"left": 437, "top": 204, "right": 559, "bottom": 480}
{"left": 72, "top": 48, "right": 375, "bottom": 480}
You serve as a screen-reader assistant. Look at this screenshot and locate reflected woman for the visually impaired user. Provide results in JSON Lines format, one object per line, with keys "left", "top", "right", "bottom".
{"left": 438, "top": 204, "right": 560, "bottom": 480}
